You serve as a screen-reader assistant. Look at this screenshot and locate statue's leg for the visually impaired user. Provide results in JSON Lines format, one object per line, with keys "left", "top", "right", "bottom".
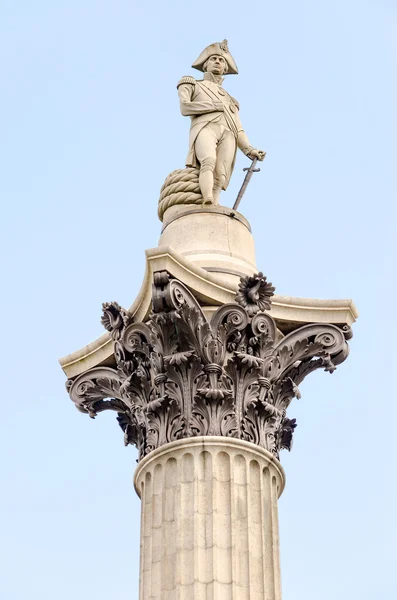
{"left": 195, "top": 125, "right": 218, "bottom": 204}
{"left": 213, "top": 130, "right": 237, "bottom": 205}
{"left": 212, "top": 179, "right": 224, "bottom": 205}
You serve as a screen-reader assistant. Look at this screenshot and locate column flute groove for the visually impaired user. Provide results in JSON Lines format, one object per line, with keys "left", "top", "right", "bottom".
{"left": 195, "top": 449, "right": 213, "bottom": 598}
{"left": 142, "top": 472, "right": 153, "bottom": 600}
{"left": 248, "top": 459, "right": 264, "bottom": 600}
{"left": 271, "top": 476, "right": 282, "bottom": 600}
{"left": 151, "top": 463, "right": 164, "bottom": 599}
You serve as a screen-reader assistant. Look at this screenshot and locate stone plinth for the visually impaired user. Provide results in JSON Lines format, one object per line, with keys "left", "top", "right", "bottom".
{"left": 135, "top": 437, "right": 285, "bottom": 600}
{"left": 159, "top": 206, "right": 257, "bottom": 288}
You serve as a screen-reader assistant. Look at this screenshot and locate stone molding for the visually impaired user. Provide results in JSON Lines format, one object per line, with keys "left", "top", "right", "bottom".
{"left": 66, "top": 270, "right": 352, "bottom": 461}
{"left": 161, "top": 204, "right": 252, "bottom": 233}
{"left": 134, "top": 436, "right": 286, "bottom": 497}
{"left": 134, "top": 437, "right": 284, "bottom": 599}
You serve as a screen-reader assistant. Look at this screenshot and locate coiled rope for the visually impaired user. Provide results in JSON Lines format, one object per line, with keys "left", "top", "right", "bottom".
{"left": 158, "top": 168, "right": 202, "bottom": 221}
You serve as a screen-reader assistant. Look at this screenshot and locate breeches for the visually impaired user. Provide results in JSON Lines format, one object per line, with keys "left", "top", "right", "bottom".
{"left": 194, "top": 122, "right": 236, "bottom": 190}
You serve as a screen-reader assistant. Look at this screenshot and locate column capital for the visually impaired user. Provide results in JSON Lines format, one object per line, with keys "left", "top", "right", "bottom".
{"left": 66, "top": 270, "right": 352, "bottom": 461}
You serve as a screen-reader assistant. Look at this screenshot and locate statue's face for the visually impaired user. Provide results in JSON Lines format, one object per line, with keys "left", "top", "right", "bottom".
{"left": 205, "top": 54, "right": 227, "bottom": 75}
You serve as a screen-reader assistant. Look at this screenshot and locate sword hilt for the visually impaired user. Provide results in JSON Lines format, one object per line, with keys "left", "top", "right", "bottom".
{"left": 243, "top": 156, "right": 260, "bottom": 172}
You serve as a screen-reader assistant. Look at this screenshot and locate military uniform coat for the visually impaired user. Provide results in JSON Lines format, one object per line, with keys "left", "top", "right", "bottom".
{"left": 177, "top": 73, "right": 253, "bottom": 189}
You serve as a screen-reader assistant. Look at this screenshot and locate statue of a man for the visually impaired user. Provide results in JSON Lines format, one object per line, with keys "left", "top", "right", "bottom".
{"left": 177, "top": 40, "right": 265, "bottom": 205}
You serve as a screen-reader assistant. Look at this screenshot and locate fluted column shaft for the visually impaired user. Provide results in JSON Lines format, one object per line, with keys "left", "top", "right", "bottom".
{"left": 134, "top": 437, "right": 285, "bottom": 600}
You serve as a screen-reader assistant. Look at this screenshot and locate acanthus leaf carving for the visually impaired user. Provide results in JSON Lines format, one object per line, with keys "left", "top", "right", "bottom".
{"left": 67, "top": 367, "right": 125, "bottom": 418}
{"left": 163, "top": 356, "right": 204, "bottom": 438}
{"left": 279, "top": 417, "right": 298, "bottom": 452}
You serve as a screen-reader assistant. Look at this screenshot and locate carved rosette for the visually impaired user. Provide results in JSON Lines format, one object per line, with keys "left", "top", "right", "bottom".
{"left": 66, "top": 271, "right": 352, "bottom": 461}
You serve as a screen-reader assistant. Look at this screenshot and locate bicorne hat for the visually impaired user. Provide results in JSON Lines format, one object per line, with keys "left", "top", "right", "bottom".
{"left": 191, "top": 39, "right": 238, "bottom": 75}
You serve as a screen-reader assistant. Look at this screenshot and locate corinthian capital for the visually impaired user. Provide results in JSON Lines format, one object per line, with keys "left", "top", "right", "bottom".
{"left": 66, "top": 271, "right": 352, "bottom": 461}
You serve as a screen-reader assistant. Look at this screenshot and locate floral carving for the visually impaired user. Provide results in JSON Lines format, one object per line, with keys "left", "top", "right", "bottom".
{"left": 235, "top": 272, "right": 275, "bottom": 316}
{"left": 101, "top": 301, "right": 132, "bottom": 340}
{"left": 66, "top": 271, "right": 352, "bottom": 461}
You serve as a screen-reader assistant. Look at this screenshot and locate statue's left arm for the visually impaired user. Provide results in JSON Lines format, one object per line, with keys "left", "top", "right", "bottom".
{"left": 234, "top": 108, "right": 266, "bottom": 161}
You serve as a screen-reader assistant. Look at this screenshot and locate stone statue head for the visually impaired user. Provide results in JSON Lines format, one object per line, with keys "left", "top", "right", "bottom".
{"left": 192, "top": 40, "right": 238, "bottom": 75}
{"left": 203, "top": 54, "right": 228, "bottom": 76}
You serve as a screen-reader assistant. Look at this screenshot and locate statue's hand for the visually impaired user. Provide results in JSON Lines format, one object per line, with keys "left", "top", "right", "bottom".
{"left": 214, "top": 101, "right": 224, "bottom": 111}
{"left": 248, "top": 149, "right": 266, "bottom": 161}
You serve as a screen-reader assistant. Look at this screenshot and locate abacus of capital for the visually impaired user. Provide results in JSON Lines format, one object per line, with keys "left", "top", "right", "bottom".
{"left": 60, "top": 40, "right": 358, "bottom": 599}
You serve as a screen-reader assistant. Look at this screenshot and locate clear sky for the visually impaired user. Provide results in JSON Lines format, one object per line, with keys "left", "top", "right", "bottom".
{"left": 0, "top": 1, "right": 396, "bottom": 598}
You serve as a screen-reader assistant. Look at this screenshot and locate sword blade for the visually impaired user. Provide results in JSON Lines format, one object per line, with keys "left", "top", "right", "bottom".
{"left": 232, "top": 157, "right": 259, "bottom": 212}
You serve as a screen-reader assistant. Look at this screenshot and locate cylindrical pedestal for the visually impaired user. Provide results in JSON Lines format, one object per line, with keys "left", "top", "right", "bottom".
{"left": 134, "top": 437, "right": 285, "bottom": 600}
{"left": 158, "top": 206, "right": 257, "bottom": 289}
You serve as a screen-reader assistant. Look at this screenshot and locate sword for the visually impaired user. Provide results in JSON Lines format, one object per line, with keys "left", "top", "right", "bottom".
{"left": 231, "top": 157, "right": 261, "bottom": 213}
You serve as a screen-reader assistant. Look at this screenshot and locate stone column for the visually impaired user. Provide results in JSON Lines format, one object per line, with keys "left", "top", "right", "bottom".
{"left": 134, "top": 437, "right": 285, "bottom": 600}
{"left": 66, "top": 269, "right": 352, "bottom": 600}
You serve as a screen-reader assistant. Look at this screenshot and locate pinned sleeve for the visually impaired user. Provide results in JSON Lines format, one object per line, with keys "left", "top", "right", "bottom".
{"left": 177, "top": 78, "right": 222, "bottom": 117}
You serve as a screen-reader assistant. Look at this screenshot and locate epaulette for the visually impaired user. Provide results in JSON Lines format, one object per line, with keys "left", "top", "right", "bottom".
{"left": 177, "top": 75, "right": 196, "bottom": 89}
{"left": 230, "top": 96, "right": 240, "bottom": 110}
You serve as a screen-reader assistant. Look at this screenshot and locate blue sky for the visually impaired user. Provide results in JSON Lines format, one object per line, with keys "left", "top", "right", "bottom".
{"left": 0, "top": 1, "right": 396, "bottom": 598}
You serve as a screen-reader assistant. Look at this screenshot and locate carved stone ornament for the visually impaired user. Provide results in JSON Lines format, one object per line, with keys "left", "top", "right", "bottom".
{"left": 235, "top": 272, "right": 275, "bottom": 316}
{"left": 66, "top": 271, "right": 352, "bottom": 462}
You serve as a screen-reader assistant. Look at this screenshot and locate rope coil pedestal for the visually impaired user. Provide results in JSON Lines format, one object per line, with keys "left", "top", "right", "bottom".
{"left": 158, "top": 168, "right": 202, "bottom": 221}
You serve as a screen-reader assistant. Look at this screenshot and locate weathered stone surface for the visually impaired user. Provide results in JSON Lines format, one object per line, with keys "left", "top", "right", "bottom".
{"left": 66, "top": 270, "right": 351, "bottom": 461}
